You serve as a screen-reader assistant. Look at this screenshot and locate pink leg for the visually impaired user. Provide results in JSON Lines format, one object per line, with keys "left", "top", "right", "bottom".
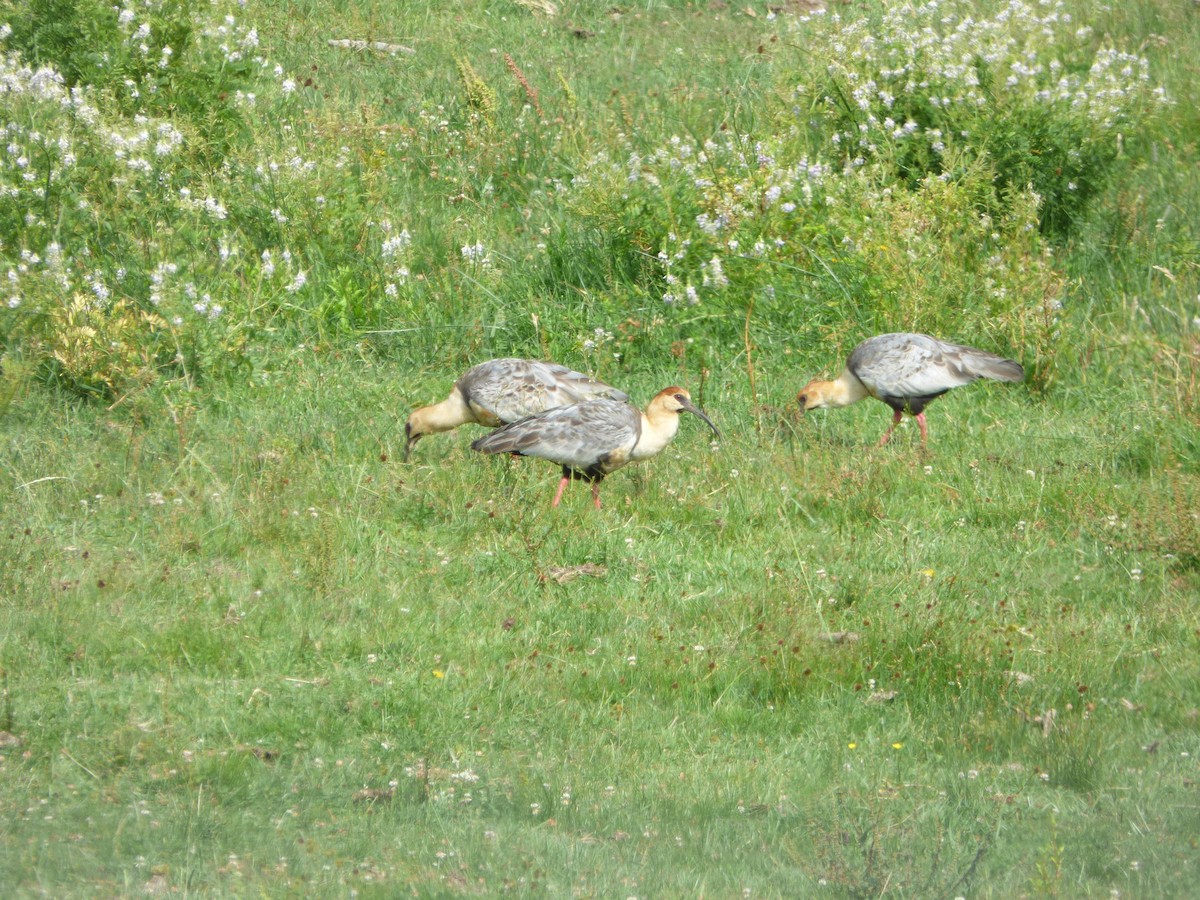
{"left": 915, "top": 412, "right": 929, "bottom": 444}
{"left": 592, "top": 482, "right": 602, "bottom": 510}
{"left": 878, "top": 409, "right": 903, "bottom": 447}
{"left": 551, "top": 475, "right": 570, "bottom": 507}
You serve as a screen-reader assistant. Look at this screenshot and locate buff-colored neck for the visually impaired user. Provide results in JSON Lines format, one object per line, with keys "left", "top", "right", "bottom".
{"left": 410, "top": 388, "right": 473, "bottom": 436}
{"left": 631, "top": 394, "right": 684, "bottom": 460}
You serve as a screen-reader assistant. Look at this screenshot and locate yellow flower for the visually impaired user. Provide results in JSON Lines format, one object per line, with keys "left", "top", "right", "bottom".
{"left": 848, "top": 742, "right": 857, "bottom": 750}
{"left": 891, "top": 742, "right": 903, "bottom": 750}
{"left": 433, "top": 670, "right": 445, "bottom": 679}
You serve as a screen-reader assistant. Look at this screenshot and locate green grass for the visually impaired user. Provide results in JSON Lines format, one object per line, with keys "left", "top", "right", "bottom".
{"left": 3, "top": 0, "right": 1200, "bottom": 895}
{"left": 3, "top": 346, "right": 1197, "bottom": 896}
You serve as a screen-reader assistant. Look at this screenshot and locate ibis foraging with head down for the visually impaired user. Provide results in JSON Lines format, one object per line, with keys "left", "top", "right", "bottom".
{"left": 403, "top": 358, "right": 627, "bottom": 461}
{"left": 797, "top": 333, "right": 1024, "bottom": 445}
{"left": 470, "top": 387, "right": 720, "bottom": 509}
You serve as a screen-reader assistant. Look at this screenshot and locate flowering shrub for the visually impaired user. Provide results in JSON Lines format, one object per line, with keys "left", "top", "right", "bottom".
{"left": 565, "top": 130, "right": 1067, "bottom": 378}
{"left": 0, "top": 0, "right": 123, "bottom": 86}
{"left": 2, "top": 1, "right": 255, "bottom": 162}
{"left": 829, "top": 168, "right": 1065, "bottom": 389}
{"left": 0, "top": 0, "right": 1174, "bottom": 405}
{"left": 567, "top": 133, "right": 833, "bottom": 316}
{"left": 0, "top": 3, "right": 314, "bottom": 396}
{"left": 557, "top": 0, "right": 1167, "bottom": 372}
{"left": 792, "top": 0, "right": 1170, "bottom": 236}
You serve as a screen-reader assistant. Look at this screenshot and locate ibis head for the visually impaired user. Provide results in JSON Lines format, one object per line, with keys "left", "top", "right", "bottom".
{"left": 403, "top": 402, "right": 455, "bottom": 462}
{"left": 796, "top": 378, "right": 838, "bottom": 413}
{"left": 653, "top": 387, "right": 721, "bottom": 439}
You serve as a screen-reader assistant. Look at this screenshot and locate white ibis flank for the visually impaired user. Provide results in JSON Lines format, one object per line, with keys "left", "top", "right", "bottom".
{"left": 797, "top": 333, "right": 1024, "bottom": 445}
{"left": 404, "top": 358, "right": 627, "bottom": 461}
{"left": 471, "top": 387, "right": 720, "bottom": 508}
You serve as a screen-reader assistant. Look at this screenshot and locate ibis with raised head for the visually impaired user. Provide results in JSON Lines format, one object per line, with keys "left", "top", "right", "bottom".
{"left": 471, "top": 387, "right": 720, "bottom": 508}
{"left": 797, "top": 333, "right": 1024, "bottom": 445}
{"left": 404, "top": 358, "right": 627, "bottom": 461}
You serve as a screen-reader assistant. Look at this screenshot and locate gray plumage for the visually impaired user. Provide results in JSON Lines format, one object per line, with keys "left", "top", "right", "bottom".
{"left": 798, "top": 333, "right": 1024, "bottom": 444}
{"left": 404, "top": 358, "right": 627, "bottom": 460}
{"left": 472, "top": 397, "right": 642, "bottom": 480}
{"left": 457, "top": 358, "right": 629, "bottom": 424}
{"left": 471, "top": 387, "right": 719, "bottom": 508}
{"left": 847, "top": 333, "right": 1024, "bottom": 415}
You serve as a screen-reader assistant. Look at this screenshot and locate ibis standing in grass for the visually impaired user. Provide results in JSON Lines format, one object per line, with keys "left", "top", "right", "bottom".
{"left": 797, "top": 333, "right": 1024, "bottom": 445}
{"left": 471, "top": 387, "right": 720, "bottom": 508}
{"left": 403, "top": 358, "right": 627, "bottom": 461}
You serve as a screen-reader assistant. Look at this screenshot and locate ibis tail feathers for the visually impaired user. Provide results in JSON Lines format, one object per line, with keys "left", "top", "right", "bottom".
{"left": 958, "top": 348, "right": 1024, "bottom": 383}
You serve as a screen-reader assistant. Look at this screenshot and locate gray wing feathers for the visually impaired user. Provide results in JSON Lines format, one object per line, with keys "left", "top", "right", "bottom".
{"left": 471, "top": 398, "right": 640, "bottom": 470}
{"left": 849, "top": 334, "right": 1023, "bottom": 397}
{"left": 956, "top": 349, "right": 1024, "bottom": 383}
{"left": 460, "top": 359, "right": 627, "bottom": 423}
{"left": 536, "top": 362, "right": 630, "bottom": 403}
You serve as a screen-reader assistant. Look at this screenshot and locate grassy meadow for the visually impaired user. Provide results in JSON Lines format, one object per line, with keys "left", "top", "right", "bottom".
{"left": 1, "top": 0, "right": 1198, "bottom": 896}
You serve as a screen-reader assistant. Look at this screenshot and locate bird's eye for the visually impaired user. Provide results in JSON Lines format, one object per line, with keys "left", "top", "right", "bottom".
{"left": 798, "top": 395, "right": 807, "bottom": 405}
{"left": 674, "top": 393, "right": 686, "bottom": 404}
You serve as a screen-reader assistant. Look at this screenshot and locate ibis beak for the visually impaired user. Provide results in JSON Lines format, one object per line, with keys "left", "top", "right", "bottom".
{"left": 403, "top": 424, "right": 419, "bottom": 462}
{"left": 680, "top": 398, "right": 721, "bottom": 439}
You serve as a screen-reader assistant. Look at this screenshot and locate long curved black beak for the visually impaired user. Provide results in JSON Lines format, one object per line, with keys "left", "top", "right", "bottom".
{"left": 403, "top": 424, "right": 419, "bottom": 462}
{"left": 680, "top": 399, "right": 721, "bottom": 439}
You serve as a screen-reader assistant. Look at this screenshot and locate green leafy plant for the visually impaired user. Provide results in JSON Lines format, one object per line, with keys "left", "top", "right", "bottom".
{"left": 47, "top": 295, "right": 169, "bottom": 398}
